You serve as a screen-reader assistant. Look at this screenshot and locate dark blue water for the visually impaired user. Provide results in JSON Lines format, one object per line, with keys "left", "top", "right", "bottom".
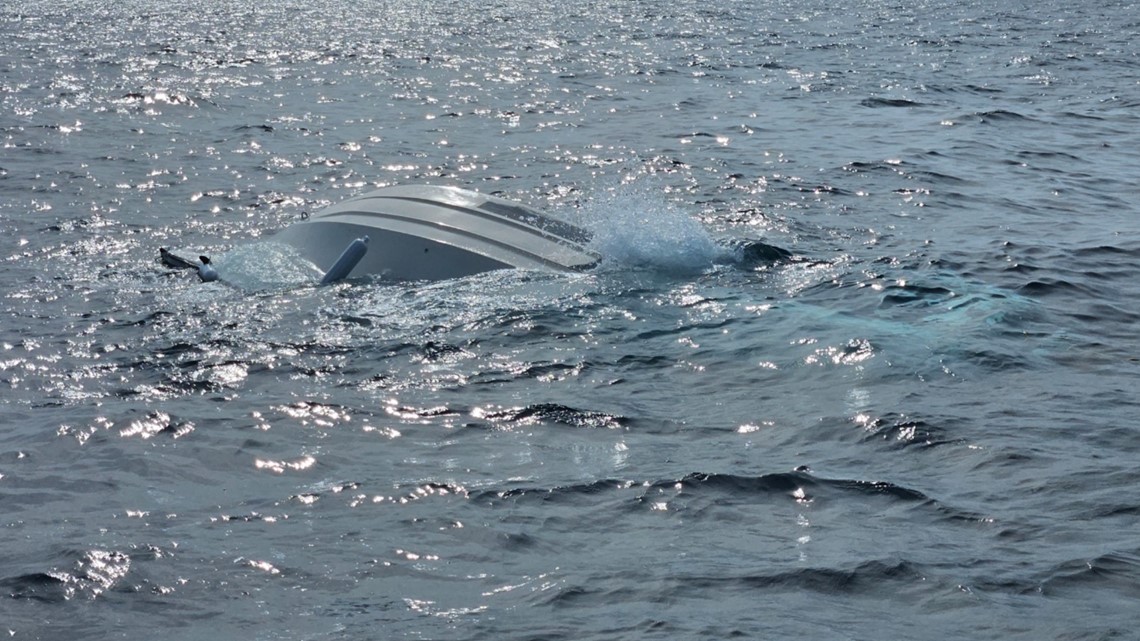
{"left": 2, "top": 1, "right": 1139, "bottom": 639}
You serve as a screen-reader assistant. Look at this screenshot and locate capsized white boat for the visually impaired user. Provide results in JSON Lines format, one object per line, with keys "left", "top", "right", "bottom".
{"left": 273, "top": 184, "right": 601, "bottom": 282}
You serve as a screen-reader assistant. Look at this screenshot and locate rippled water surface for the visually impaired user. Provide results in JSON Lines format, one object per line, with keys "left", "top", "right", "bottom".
{"left": 3, "top": 0, "right": 1140, "bottom": 639}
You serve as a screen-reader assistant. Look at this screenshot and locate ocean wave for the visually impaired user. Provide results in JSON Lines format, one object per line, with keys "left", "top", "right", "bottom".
{"left": 859, "top": 97, "right": 931, "bottom": 108}
{"left": 2, "top": 549, "right": 131, "bottom": 602}
{"left": 469, "top": 403, "right": 627, "bottom": 430}
{"left": 468, "top": 469, "right": 955, "bottom": 513}
{"left": 663, "top": 558, "right": 927, "bottom": 594}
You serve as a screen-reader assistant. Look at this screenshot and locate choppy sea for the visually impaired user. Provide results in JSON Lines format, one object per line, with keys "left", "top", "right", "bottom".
{"left": 2, "top": 0, "right": 1139, "bottom": 639}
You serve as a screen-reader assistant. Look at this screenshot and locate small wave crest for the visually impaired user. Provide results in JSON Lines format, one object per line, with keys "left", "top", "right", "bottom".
{"left": 2, "top": 549, "right": 131, "bottom": 602}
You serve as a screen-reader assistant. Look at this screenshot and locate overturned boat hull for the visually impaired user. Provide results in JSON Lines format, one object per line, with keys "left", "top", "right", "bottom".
{"left": 274, "top": 185, "right": 600, "bottom": 282}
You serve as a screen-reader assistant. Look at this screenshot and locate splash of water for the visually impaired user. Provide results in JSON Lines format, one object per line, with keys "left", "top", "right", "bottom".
{"left": 210, "top": 241, "right": 323, "bottom": 291}
{"left": 576, "top": 184, "right": 722, "bottom": 274}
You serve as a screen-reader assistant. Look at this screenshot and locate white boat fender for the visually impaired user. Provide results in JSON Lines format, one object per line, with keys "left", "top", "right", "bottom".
{"left": 320, "top": 236, "right": 370, "bottom": 285}
{"left": 198, "top": 256, "right": 219, "bottom": 282}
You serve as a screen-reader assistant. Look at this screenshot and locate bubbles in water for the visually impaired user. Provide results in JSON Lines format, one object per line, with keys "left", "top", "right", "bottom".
{"left": 577, "top": 182, "right": 722, "bottom": 274}
{"left": 211, "top": 241, "right": 323, "bottom": 290}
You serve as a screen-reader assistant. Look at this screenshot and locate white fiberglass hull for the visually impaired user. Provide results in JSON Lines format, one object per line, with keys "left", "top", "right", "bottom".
{"left": 274, "top": 185, "right": 600, "bottom": 282}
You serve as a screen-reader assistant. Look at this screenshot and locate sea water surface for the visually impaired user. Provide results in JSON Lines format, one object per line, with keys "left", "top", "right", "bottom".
{"left": 2, "top": 0, "right": 1139, "bottom": 639}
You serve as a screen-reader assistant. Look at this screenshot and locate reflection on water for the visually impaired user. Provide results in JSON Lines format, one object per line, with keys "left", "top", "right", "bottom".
{"left": 2, "top": 0, "right": 1140, "bottom": 638}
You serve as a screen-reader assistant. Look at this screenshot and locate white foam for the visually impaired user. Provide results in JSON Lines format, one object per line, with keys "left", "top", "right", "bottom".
{"left": 576, "top": 183, "right": 721, "bottom": 274}
{"left": 211, "top": 241, "right": 323, "bottom": 290}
